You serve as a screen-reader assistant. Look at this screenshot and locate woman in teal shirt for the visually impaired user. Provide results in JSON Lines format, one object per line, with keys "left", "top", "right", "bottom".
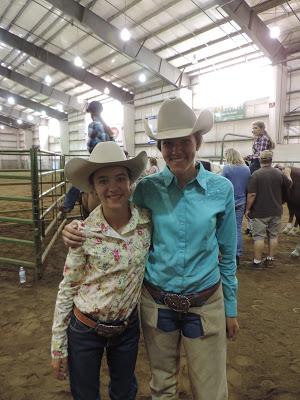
{"left": 63, "top": 98, "right": 239, "bottom": 400}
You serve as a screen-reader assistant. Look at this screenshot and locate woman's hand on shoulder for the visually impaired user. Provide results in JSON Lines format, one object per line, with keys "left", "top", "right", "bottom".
{"left": 226, "top": 317, "right": 239, "bottom": 341}
{"left": 62, "top": 221, "right": 85, "bottom": 248}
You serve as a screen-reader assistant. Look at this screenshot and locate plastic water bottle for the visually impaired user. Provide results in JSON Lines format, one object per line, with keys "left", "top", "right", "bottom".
{"left": 19, "top": 266, "right": 26, "bottom": 287}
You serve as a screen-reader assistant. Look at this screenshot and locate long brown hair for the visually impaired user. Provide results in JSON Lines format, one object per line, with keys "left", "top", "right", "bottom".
{"left": 252, "top": 121, "right": 275, "bottom": 149}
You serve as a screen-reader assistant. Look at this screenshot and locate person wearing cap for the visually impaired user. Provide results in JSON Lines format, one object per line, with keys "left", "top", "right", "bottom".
{"left": 245, "top": 150, "right": 291, "bottom": 268}
{"left": 62, "top": 98, "right": 239, "bottom": 399}
{"left": 51, "top": 142, "right": 151, "bottom": 400}
{"left": 86, "top": 101, "right": 115, "bottom": 153}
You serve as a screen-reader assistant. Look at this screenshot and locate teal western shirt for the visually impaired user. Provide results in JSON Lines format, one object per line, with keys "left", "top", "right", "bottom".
{"left": 133, "top": 163, "right": 238, "bottom": 317}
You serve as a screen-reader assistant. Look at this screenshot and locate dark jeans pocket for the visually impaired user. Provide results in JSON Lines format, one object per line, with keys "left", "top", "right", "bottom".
{"left": 69, "top": 312, "right": 94, "bottom": 334}
{"left": 181, "top": 313, "right": 204, "bottom": 339}
{"left": 157, "top": 308, "right": 179, "bottom": 332}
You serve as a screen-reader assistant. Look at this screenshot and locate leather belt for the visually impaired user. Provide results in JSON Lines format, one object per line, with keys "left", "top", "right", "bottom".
{"left": 144, "top": 280, "right": 220, "bottom": 313}
{"left": 73, "top": 305, "right": 136, "bottom": 338}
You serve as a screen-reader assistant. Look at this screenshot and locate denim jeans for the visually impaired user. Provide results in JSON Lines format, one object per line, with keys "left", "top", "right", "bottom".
{"left": 235, "top": 203, "right": 245, "bottom": 257}
{"left": 67, "top": 312, "right": 139, "bottom": 400}
{"left": 250, "top": 158, "right": 260, "bottom": 174}
{"left": 63, "top": 186, "right": 81, "bottom": 210}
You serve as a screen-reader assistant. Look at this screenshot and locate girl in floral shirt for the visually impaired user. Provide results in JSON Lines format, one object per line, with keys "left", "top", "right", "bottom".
{"left": 51, "top": 142, "right": 151, "bottom": 400}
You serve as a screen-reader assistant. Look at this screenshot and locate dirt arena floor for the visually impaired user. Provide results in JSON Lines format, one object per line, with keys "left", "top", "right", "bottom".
{"left": 0, "top": 206, "right": 299, "bottom": 400}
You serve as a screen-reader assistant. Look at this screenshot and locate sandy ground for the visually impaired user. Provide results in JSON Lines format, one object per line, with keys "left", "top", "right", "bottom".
{"left": 0, "top": 207, "right": 300, "bottom": 400}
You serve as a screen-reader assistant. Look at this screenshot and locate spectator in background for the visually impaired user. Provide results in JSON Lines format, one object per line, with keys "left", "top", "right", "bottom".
{"left": 146, "top": 157, "right": 159, "bottom": 175}
{"left": 245, "top": 121, "right": 275, "bottom": 174}
{"left": 222, "top": 148, "right": 251, "bottom": 266}
{"left": 86, "top": 101, "right": 114, "bottom": 153}
{"left": 61, "top": 101, "right": 114, "bottom": 214}
{"left": 245, "top": 150, "right": 291, "bottom": 268}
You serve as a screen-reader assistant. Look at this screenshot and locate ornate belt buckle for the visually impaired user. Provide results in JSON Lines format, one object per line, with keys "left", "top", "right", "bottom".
{"left": 94, "top": 321, "right": 125, "bottom": 338}
{"left": 163, "top": 293, "right": 191, "bottom": 313}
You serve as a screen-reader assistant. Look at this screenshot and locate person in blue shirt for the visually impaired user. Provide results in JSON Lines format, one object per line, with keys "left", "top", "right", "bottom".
{"left": 61, "top": 101, "right": 114, "bottom": 213}
{"left": 62, "top": 98, "right": 239, "bottom": 400}
{"left": 86, "top": 101, "right": 114, "bottom": 154}
{"left": 222, "top": 148, "right": 251, "bottom": 266}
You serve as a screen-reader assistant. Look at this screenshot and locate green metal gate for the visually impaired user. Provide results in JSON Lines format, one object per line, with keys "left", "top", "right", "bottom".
{"left": 0, "top": 147, "right": 67, "bottom": 279}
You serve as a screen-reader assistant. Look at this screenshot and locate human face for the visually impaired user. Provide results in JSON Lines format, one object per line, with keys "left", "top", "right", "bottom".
{"left": 92, "top": 166, "right": 131, "bottom": 211}
{"left": 252, "top": 124, "right": 262, "bottom": 137}
{"left": 161, "top": 135, "right": 199, "bottom": 179}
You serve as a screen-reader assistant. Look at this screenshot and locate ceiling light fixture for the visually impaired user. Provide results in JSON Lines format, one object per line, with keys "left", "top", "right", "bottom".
{"left": 120, "top": 27, "right": 131, "bottom": 41}
{"left": 0, "top": 105, "right": 2, "bottom": 111}
{"left": 27, "top": 115, "right": 34, "bottom": 121}
{"left": 56, "top": 104, "right": 63, "bottom": 112}
{"left": 104, "top": 87, "right": 110, "bottom": 95}
{"left": 270, "top": 26, "right": 280, "bottom": 39}
{"left": 138, "top": 73, "right": 146, "bottom": 83}
{"left": 0, "top": 125, "right": 4, "bottom": 130}
{"left": 17, "top": 119, "right": 22, "bottom": 124}
{"left": 74, "top": 56, "right": 83, "bottom": 67}
{"left": 45, "top": 75, "right": 52, "bottom": 85}
{"left": 40, "top": 110, "right": 47, "bottom": 117}
{"left": 7, "top": 96, "right": 15, "bottom": 105}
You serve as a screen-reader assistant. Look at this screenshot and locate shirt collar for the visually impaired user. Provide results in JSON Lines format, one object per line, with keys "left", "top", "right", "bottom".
{"left": 162, "top": 162, "right": 207, "bottom": 191}
{"left": 84, "top": 203, "right": 150, "bottom": 236}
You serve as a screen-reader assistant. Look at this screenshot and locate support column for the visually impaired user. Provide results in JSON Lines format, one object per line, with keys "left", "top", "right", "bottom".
{"left": 269, "top": 64, "right": 287, "bottom": 144}
{"left": 59, "top": 120, "right": 69, "bottom": 155}
{"left": 123, "top": 103, "right": 135, "bottom": 156}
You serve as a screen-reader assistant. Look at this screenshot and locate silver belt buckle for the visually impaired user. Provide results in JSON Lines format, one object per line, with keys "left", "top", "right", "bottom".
{"left": 94, "top": 321, "right": 126, "bottom": 337}
{"left": 163, "top": 293, "right": 191, "bottom": 313}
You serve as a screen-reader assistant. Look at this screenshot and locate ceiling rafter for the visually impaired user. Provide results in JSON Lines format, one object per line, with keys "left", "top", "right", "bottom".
{"left": 0, "top": 28, "right": 133, "bottom": 103}
{"left": 53, "top": 1, "right": 229, "bottom": 98}
{"left": 69, "top": 0, "right": 288, "bottom": 96}
{"left": 45, "top": 0, "right": 190, "bottom": 88}
{"left": 0, "top": 64, "right": 86, "bottom": 112}
{"left": 0, "top": 104, "right": 40, "bottom": 126}
{"left": 97, "top": 0, "right": 292, "bottom": 85}
{"left": 219, "top": 0, "right": 288, "bottom": 64}
{"left": 16, "top": 0, "right": 144, "bottom": 101}
{"left": 0, "top": 113, "right": 33, "bottom": 129}
{"left": 0, "top": 87, "right": 66, "bottom": 120}
{"left": 0, "top": 4, "right": 70, "bottom": 93}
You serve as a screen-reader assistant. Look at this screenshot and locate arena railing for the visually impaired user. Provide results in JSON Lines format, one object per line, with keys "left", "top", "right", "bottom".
{"left": 0, "top": 146, "right": 67, "bottom": 279}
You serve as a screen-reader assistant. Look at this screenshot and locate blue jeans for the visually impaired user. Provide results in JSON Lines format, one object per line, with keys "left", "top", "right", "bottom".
{"left": 235, "top": 203, "right": 245, "bottom": 257}
{"left": 63, "top": 186, "right": 81, "bottom": 210}
{"left": 157, "top": 308, "right": 204, "bottom": 338}
{"left": 250, "top": 158, "right": 260, "bottom": 174}
{"left": 67, "top": 312, "right": 139, "bottom": 400}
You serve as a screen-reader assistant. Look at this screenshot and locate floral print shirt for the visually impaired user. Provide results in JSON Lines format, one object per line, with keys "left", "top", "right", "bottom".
{"left": 51, "top": 203, "right": 151, "bottom": 359}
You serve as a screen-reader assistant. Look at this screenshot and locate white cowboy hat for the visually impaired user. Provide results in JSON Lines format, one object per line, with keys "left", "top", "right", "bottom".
{"left": 144, "top": 97, "right": 213, "bottom": 140}
{"left": 65, "top": 141, "right": 147, "bottom": 193}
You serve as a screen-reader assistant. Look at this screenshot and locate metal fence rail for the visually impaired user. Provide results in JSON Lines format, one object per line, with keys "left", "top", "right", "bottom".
{"left": 0, "top": 146, "right": 67, "bottom": 279}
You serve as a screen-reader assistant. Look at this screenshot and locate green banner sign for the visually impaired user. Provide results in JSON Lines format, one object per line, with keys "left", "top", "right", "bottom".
{"left": 214, "top": 105, "right": 245, "bottom": 122}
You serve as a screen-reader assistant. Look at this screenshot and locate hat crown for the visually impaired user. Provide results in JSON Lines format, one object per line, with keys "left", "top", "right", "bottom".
{"left": 260, "top": 150, "right": 273, "bottom": 159}
{"left": 157, "top": 98, "right": 196, "bottom": 132}
{"left": 89, "top": 142, "right": 127, "bottom": 163}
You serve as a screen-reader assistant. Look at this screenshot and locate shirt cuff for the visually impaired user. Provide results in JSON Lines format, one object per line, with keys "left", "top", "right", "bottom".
{"left": 224, "top": 300, "right": 237, "bottom": 317}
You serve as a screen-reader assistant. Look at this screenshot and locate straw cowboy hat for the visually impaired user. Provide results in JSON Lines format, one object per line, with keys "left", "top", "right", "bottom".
{"left": 144, "top": 97, "right": 214, "bottom": 140}
{"left": 65, "top": 142, "right": 147, "bottom": 193}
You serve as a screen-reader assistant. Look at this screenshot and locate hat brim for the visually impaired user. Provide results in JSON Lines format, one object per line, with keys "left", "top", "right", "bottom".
{"left": 65, "top": 151, "right": 147, "bottom": 193}
{"left": 145, "top": 109, "right": 213, "bottom": 141}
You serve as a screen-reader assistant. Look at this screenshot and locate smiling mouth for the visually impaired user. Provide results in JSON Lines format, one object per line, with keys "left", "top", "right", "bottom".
{"left": 107, "top": 194, "right": 122, "bottom": 199}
